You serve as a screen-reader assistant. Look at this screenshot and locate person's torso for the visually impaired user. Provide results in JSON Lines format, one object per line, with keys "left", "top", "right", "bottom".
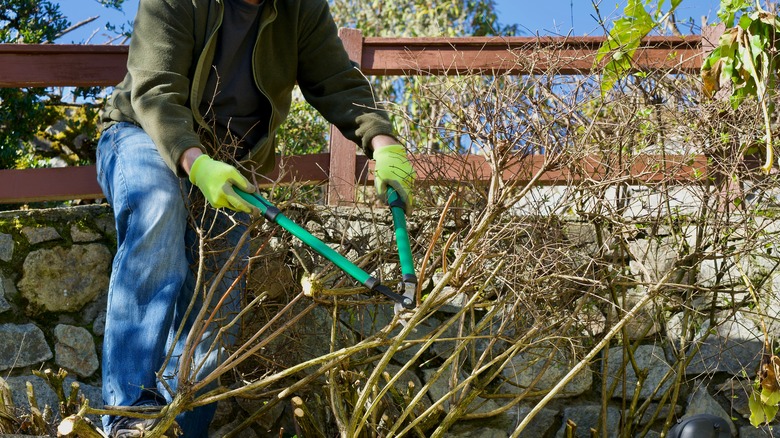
{"left": 199, "top": 0, "right": 273, "bottom": 158}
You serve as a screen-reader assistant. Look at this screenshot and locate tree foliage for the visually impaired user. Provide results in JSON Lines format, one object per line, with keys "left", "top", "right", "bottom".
{"left": 96, "top": 0, "right": 127, "bottom": 11}
{"left": 0, "top": 0, "right": 67, "bottom": 42}
{"left": 330, "top": 0, "right": 518, "bottom": 154}
{"left": 0, "top": 0, "right": 69, "bottom": 170}
{"left": 331, "top": 0, "right": 513, "bottom": 37}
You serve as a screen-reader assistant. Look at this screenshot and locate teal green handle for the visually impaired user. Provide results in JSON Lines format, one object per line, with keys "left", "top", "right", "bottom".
{"left": 387, "top": 187, "right": 416, "bottom": 281}
{"left": 235, "top": 188, "right": 414, "bottom": 309}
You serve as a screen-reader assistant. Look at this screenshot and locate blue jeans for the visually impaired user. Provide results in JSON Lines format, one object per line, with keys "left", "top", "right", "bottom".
{"left": 96, "top": 122, "right": 249, "bottom": 437}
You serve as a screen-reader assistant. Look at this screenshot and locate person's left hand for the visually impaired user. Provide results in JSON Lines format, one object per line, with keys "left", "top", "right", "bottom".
{"left": 373, "top": 144, "right": 416, "bottom": 214}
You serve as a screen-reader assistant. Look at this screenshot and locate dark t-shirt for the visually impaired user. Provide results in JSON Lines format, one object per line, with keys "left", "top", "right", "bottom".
{"left": 199, "top": 0, "right": 272, "bottom": 158}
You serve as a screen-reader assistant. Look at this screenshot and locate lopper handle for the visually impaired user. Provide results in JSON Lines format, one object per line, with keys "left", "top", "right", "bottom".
{"left": 235, "top": 187, "right": 414, "bottom": 309}
{"left": 387, "top": 187, "right": 416, "bottom": 283}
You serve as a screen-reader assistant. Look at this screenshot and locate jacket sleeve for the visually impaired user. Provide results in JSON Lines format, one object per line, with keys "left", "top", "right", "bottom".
{"left": 295, "top": 1, "right": 396, "bottom": 158}
{"left": 126, "top": 0, "right": 204, "bottom": 175}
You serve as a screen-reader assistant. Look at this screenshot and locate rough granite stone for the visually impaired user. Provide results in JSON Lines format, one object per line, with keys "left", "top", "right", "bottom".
{"left": 716, "top": 379, "right": 753, "bottom": 420}
{"left": 423, "top": 365, "right": 501, "bottom": 416}
{"left": 94, "top": 214, "right": 117, "bottom": 240}
{"left": 628, "top": 236, "right": 678, "bottom": 281}
{"left": 740, "top": 425, "right": 780, "bottom": 437}
{"left": 235, "top": 395, "right": 285, "bottom": 431}
{"left": 0, "top": 233, "right": 12, "bottom": 262}
{"left": 0, "top": 323, "right": 52, "bottom": 370}
{"left": 501, "top": 346, "right": 592, "bottom": 398}
{"left": 18, "top": 243, "right": 111, "bottom": 313}
{"left": 70, "top": 224, "right": 101, "bottom": 243}
{"left": 682, "top": 384, "right": 737, "bottom": 436}
{"left": 638, "top": 403, "right": 682, "bottom": 427}
{"left": 443, "top": 428, "right": 507, "bottom": 438}
{"left": 605, "top": 344, "right": 674, "bottom": 401}
{"left": 54, "top": 324, "right": 99, "bottom": 377}
{"left": 21, "top": 226, "right": 61, "bottom": 245}
{"left": 610, "top": 287, "right": 661, "bottom": 339}
{"left": 92, "top": 311, "right": 106, "bottom": 336}
{"left": 210, "top": 419, "right": 259, "bottom": 438}
{"left": 0, "top": 276, "right": 13, "bottom": 314}
{"left": 509, "top": 407, "right": 558, "bottom": 437}
{"left": 563, "top": 222, "right": 597, "bottom": 246}
{"left": 675, "top": 311, "right": 763, "bottom": 377}
{"left": 555, "top": 405, "right": 620, "bottom": 438}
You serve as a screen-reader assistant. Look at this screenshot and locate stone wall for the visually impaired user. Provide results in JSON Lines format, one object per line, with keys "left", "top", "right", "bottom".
{"left": 0, "top": 205, "right": 114, "bottom": 429}
{"left": 0, "top": 203, "right": 777, "bottom": 437}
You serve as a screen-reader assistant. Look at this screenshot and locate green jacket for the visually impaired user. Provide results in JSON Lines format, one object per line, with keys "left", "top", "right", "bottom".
{"left": 101, "top": 0, "right": 395, "bottom": 176}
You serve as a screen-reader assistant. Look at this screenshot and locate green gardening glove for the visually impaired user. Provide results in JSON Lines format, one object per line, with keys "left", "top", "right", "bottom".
{"left": 189, "top": 155, "right": 257, "bottom": 214}
{"left": 373, "top": 144, "right": 416, "bottom": 214}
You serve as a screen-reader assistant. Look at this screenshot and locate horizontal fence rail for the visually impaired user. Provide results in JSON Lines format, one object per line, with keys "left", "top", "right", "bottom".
{"left": 360, "top": 35, "right": 704, "bottom": 75}
{"left": 0, "top": 28, "right": 720, "bottom": 205}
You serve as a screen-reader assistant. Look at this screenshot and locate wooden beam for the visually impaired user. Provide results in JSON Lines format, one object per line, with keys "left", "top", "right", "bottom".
{"left": 263, "top": 153, "right": 331, "bottom": 187}
{"left": 0, "top": 154, "right": 334, "bottom": 204}
{"left": 0, "top": 35, "right": 704, "bottom": 86}
{"left": 327, "top": 28, "right": 364, "bottom": 206}
{"left": 0, "top": 166, "right": 103, "bottom": 203}
{"left": 360, "top": 35, "right": 703, "bottom": 76}
{"left": 0, "top": 44, "right": 128, "bottom": 87}
{"left": 408, "top": 153, "right": 709, "bottom": 185}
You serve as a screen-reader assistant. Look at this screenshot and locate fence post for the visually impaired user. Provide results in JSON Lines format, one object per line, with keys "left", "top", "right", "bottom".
{"left": 327, "top": 28, "right": 364, "bottom": 206}
{"left": 701, "top": 23, "right": 726, "bottom": 98}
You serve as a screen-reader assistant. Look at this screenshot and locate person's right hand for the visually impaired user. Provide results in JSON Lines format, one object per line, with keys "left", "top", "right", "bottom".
{"left": 188, "top": 155, "right": 256, "bottom": 213}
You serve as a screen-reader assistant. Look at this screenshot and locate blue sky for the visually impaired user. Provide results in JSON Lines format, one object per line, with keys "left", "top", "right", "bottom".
{"left": 56, "top": 0, "right": 723, "bottom": 44}
{"left": 493, "top": 0, "right": 721, "bottom": 36}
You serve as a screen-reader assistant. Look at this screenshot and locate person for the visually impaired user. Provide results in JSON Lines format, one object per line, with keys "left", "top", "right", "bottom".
{"left": 95, "top": 0, "right": 416, "bottom": 436}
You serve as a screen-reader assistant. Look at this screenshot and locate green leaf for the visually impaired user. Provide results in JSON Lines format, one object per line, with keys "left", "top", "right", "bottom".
{"left": 729, "top": 92, "right": 744, "bottom": 109}
{"left": 749, "top": 32, "right": 765, "bottom": 56}
{"left": 718, "top": 0, "right": 752, "bottom": 27}
{"left": 739, "top": 45, "right": 759, "bottom": 84}
{"left": 762, "top": 387, "right": 780, "bottom": 406}
{"left": 721, "top": 56, "right": 735, "bottom": 83}
{"left": 701, "top": 47, "right": 721, "bottom": 71}
{"left": 739, "top": 13, "right": 753, "bottom": 30}
{"left": 750, "top": 391, "right": 780, "bottom": 427}
{"left": 595, "top": 0, "right": 657, "bottom": 96}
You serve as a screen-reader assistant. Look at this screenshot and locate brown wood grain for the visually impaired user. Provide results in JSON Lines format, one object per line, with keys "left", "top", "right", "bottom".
{"left": 360, "top": 35, "right": 703, "bottom": 75}
{"left": 0, "top": 44, "right": 128, "bottom": 87}
{"left": 326, "top": 28, "right": 364, "bottom": 205}
{"left": 0, "top": 154, "right": 333, "bottom": 204}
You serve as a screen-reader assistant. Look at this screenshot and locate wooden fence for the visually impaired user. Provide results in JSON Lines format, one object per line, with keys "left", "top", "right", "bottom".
{"left": 0, "top": 27, "right": 720, "bottom": 205}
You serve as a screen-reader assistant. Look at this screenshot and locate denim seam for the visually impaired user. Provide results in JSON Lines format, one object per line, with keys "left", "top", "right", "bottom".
{"left": 104, "top": 124, "right": 135, "bottom": 407}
